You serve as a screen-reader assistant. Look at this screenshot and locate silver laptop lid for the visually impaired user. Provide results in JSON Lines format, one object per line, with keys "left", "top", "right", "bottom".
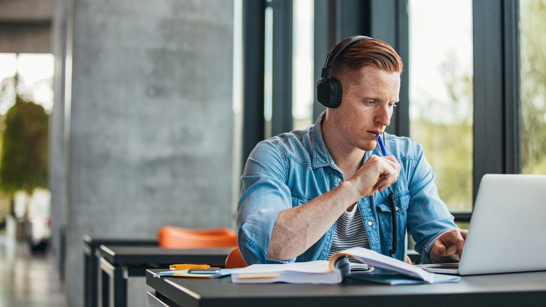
{"left": 459, "top": 174, "right": 546, "bottom": 275}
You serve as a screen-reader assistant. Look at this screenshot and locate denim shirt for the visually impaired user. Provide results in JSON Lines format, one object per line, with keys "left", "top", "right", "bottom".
{"left": 236, "top": 113, "right": 457, "bottom": 265}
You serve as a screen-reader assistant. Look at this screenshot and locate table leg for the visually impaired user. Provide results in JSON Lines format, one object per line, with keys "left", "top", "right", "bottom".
{"left": 112, "top": 266, "right": 127, "bottom": 307}
{"left": 91, "top": 249, "right": 100, "bottom": 307}
{"left": 101, "top": 265, "right": 110, "bottom": 307}
{"left": 99, "top": 257, "right": 128, "bottom": 307}
{"left": 84, "top": 250, "right": 91, "bottom": 307}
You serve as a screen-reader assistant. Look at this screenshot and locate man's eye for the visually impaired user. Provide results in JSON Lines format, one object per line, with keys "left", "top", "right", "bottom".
{"left": 390, "top": 103, "right": 398, "bottom": 108}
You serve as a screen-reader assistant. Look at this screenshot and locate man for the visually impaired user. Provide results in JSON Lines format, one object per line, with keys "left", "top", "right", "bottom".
{"left": 237, "top": 36, "right": 467, "bottom": 265}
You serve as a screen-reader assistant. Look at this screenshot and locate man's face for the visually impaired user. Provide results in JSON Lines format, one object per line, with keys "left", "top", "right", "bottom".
{"left": 329, "top": 65, "right": 400, "bottom": 152}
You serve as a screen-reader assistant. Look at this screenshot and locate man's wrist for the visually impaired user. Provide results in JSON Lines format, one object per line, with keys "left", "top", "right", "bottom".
{"left": 339, "top": 180, "right": 364, "bottom": 205}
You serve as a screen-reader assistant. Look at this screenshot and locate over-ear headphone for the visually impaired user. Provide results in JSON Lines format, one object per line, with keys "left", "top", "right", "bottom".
{"left": 316, "top": 35, "right": 371, "bottom": 108}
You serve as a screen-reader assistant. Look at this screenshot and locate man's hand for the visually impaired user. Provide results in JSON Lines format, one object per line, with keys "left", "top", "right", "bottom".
{"left": 348, "top": 155, "right": 401, "bottom": 198}
{"left": 430, "top": 229, "right": 468, "bottom": 263}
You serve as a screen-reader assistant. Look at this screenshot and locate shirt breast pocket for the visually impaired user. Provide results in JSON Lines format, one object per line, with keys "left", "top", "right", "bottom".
{"left": 376, "top": 192, "right": 410, "bottom": 246}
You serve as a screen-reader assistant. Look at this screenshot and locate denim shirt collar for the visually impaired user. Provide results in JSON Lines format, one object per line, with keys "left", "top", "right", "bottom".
{"left": 310, "top": 111, "right": 338, "bottom": 170}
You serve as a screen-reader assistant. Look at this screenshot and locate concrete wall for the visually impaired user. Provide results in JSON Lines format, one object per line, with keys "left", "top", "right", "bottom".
{"left": 61, "top": 1, "right": 234, "bottom": 306}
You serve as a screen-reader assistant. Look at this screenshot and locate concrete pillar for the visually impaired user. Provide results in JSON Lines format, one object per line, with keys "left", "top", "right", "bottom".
{"left": 62, "top": 1, "right": 234, "bottom": 306}
{"left": 50, "top": 0, "right": 68, "bottom": 277}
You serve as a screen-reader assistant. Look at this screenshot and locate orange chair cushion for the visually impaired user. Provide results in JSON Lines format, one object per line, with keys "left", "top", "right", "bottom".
{"left": 157, "top": 226, "right": 238, "bottom": 249}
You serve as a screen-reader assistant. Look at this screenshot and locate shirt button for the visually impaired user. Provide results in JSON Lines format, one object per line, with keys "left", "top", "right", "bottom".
{"left": 395, "top": 207, "right": 399, "bottom": 211}
{"left": 335, "top": 178, "right": 341, "bottom": 183}
{"left": 367, "top": 221, "right": 373, "bottom": 226}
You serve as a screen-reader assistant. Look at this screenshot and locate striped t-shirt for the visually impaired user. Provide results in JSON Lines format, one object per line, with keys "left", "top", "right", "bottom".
{"left": 328, "top": 204, "right": 370, "bottom": 259}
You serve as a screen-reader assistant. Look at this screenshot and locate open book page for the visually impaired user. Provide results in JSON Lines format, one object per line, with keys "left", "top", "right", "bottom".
{"left": 329, "top": 247, "right": 434, "bottom": 283}
{"left": 231, "top": 260, "right": 346, "bottom": 284}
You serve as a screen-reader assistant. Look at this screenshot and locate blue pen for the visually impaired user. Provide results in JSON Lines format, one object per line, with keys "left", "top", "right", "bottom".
{"left": 376, "top": 134, "right": 388, "bottom": 156}
{"left": 376, "top": 133, "right": 398, "bottom": 256}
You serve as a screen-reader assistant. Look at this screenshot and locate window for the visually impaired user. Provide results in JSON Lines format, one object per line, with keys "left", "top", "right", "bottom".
{"left": 292, "top": 0, "right": 314, "bottom": 130}
{"left": 409, "top": 0, "right": 473, "bottom": 214}
{"left": 0, "top": 53, "right": 54, "bottom": 114}
{"left": 520, "top": 0, "right": 546, "bottom": 174}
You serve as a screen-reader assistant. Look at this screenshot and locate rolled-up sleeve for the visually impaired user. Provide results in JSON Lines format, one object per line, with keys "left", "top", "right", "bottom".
{"left": 237, "top": 140, "right": 296, "bottom": 264}
{"left": 406, "top": 143, "right": 458, "bottom": 264}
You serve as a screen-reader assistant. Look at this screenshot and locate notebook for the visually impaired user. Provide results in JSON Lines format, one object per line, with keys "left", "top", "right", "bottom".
{"left": 419, "top": 174, "right": 546, "bottom": 275}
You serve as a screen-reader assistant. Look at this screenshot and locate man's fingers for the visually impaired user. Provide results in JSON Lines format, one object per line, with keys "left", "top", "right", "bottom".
{"left": 455, "top": 232, "right": 466, "bottom": 258}
{"left": 354, "top": 155, "right": 401, "bottom": 197}
{"left": 441, "top": 230, "right": 466, "bottom": 258}
{"left": 376, "top": 178, "right": 390, "bottom": 192}
{"left": 434, "top": 242, "right": 446, "bottom": 256}
{"left": 460, "top": 229, "right": 468, "bottom": 239}
{"left": 383, "top": 156, "right": 401, "bottom": 178}
{"left": 381, "top": 161, "right": 399, "bottom": 186}
{"left": 444, "top": 244, "right": 458, "bottom": 256}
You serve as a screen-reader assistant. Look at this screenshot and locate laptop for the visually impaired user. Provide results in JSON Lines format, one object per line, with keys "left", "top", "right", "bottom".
{"left": 419, "top": 174, "right": 546, "bottom": 276}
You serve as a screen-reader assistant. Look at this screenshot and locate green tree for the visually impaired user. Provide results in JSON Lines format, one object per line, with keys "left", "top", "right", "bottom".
{"left": 0, "top": 76, "right": 49, "bottom": 198}
{"left": 411, "top": 57, "right": 473, "bottom": 213}
{"left": 521, "top": 0, "right": 546, "bottom": 174}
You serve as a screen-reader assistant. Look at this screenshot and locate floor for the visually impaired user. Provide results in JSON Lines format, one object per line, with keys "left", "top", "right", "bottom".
{"left": 0, "top": 231, "right": 66, "bottom": 307}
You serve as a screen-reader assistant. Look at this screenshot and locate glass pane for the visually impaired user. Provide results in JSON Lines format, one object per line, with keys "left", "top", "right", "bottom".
{"left": 409, "top": 0, "right": 473, "bottom": 213}
{"left": 264, "top": 5, "right": 274, "bottom": 139}
{"left": 0, "top": 53, "right": 18, "bottom": 115}
{"left": 520, "top": 0, "right": 546, "bottom": 174}
{"left": 292, "top": 0, "right": 314, "bottom": 130}
{"left": 0, "top": 53, "right": 54, "bottom": 115}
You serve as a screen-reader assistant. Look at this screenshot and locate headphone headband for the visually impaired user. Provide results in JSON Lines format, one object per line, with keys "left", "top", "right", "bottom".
{"left": 321, "top": 35, "right": 371, "bottom": 79}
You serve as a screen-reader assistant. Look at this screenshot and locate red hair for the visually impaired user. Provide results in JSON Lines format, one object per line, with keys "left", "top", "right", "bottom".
{"left": 332, "top": 38, "right": 403, "bottom": 74}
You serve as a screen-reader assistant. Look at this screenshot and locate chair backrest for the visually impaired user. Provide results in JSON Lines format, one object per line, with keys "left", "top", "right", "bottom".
{"left": 225, "top": 247, "right": 248, "bottom": 269}
{"left": 157, "top": 226, "right": 238, "bottom": 249}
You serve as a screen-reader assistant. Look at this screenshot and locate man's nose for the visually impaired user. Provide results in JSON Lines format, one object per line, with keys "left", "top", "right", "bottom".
{"left": 376, "top": 104, "right": 392, "bottom": 127}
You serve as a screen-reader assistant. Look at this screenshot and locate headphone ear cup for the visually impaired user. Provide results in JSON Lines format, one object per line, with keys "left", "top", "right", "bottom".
{"left": 330, "top": 78, "right": 342, "bottom": 108}
{"left": 317, "top": 78, "right": 343, "bottom": 108}
{"left": 317, "top": 80, "right": 332, "bottom": 108}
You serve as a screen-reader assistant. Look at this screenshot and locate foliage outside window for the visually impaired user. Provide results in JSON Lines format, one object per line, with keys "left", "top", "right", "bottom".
{"left": 521, "top": 0, "right": 546, "bottom": 174}
{"left": 409, "top": 0, "right": 473, "bottom": 213}
{"left": 0, "top": 74, "right": 49, "bottom": 222}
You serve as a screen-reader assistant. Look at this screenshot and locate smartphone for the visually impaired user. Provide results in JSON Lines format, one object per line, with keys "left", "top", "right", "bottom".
{"left": 188, "top": 267, "right": 221, "bottom": 274}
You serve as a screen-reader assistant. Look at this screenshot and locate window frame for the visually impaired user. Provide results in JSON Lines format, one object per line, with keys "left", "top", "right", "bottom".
{"left": 242, "top": 0, "right": 521, "bottom": 223}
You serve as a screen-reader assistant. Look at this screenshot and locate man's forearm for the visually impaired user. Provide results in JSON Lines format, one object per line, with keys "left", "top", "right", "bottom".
{"left": 266, "top": 181, "right": 360, "bottom": 261}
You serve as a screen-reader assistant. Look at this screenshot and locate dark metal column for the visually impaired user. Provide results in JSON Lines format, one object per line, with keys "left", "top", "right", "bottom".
{"left": 394, "top": 0, "right": 410, "bottom": 138}
{"left": 269, "top": 0, "right": 294, "bottom": 136}
{"left": 502, "top": 0, "right": 521, "bottom": 175}
{"left": 472, "top": 0, "right": 521, "bottom": 202}
{"left": 242, "top": 0, "right": 266, "bottom": 170}
{"left": 312, "top": 0, "right": 335, "bottom": 121}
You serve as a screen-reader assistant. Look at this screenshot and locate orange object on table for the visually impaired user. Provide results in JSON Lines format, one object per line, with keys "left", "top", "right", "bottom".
{"left": 157, "top": 226, "right": 238, "bottom": 249}
{"left": 169, "top": 264, "right": 211, "bottom": 270}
